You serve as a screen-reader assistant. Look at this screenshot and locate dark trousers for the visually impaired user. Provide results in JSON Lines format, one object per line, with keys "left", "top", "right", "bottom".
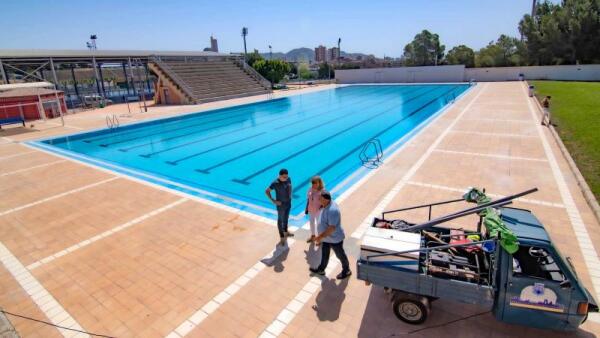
{"left": 276, "top": 202, "right": 291, "bottom": 238}
{"left": 317, "top": 241, "right": 350, "bottom": 273}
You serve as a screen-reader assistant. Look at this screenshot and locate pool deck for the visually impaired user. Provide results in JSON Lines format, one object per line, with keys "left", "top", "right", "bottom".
{"left": 1, "top": 82, "right": 599, "bottom": 337}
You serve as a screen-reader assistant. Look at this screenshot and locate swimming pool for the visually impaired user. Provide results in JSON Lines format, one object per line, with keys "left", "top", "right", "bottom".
{"left": 33, "top": 84, "right": 471, "bottom": 224}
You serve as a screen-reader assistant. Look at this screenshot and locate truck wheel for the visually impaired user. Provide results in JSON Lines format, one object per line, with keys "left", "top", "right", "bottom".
{"left": 392, "top": 296, "right": 430, "bottom": 324}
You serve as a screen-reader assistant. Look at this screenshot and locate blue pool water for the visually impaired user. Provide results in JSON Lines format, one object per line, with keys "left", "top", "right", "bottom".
{"left": 35, "top": 84, "right": 470, "bottom": 223}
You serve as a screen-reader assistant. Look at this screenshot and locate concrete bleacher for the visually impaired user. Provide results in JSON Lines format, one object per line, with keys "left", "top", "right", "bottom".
{"left": 149, "top": 57, "right": 271, "bottom": 105}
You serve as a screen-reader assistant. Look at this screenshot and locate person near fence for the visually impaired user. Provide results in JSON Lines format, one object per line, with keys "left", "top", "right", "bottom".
{"left": 541, "top": 96, "right": 552, "bottom": 126}
{"left": 305, "top": 176, "right": 325, "bottom": 243}
{"left": 266, "top": 168, "right": 294, "bottom": 244}
{"left": 309, "top": 190, "right": 352, "bottom": 280}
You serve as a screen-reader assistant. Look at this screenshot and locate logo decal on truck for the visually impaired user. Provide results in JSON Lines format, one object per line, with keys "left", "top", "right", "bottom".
{"left": 509, "top": 283, "right": 565, "bottom": 313}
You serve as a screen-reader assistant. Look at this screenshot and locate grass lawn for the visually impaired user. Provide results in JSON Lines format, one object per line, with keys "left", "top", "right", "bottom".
{"left": 531, "top": 81, "right": 600, "bottom": 202}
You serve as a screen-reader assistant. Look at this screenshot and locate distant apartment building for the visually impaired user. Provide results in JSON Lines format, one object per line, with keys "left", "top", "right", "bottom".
{"left": 210, "top": 35, "right": 218, "bottom": 52}
{"left": 314, "top": 45, "right": 327, "bottom": 63}
{"left": 328, "top": 47, "right": 340, "bottom": 62}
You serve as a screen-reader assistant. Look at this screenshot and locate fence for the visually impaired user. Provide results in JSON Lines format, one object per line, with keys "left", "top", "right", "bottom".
{"left": 336, "top": 64, "right": 600, "bottom": 83}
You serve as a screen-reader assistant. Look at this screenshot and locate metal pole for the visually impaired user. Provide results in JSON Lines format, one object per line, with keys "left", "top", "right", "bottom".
{"left": 49, "top": 58, "right": 65, "bottom": 126}
{"left": 92, "top": 57, "right": 102, "bottom": 98}
{"left": 144, "top": 62, "right": 151, "bottom": 94}
{"left": 122, "top": 62, "right": 130, "bottom": 95}
{"left": 0, "top": 59, "right": 7, "bottom": 84}
{"left": 97, "top": 63, "right": 106, "bottom": 98}
{"left": 128, "top": 57, "right": 137, "bottom": 97}
{"left": 70, "top": 66, "right": 81, "bottom": 105}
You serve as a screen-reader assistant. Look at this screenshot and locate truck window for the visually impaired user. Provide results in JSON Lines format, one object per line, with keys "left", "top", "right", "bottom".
{"left": 512, "top": 246, "right": 565, "bottom": 282}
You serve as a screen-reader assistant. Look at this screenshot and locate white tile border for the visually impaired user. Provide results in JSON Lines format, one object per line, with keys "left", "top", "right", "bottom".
{"left": 0, "top": 160, "right": 67, "bottom": 177}
{"left": 21, "top": 142, "right": 279, "bottom": 229}
{"left": 164, "top": 239, "right": 296, "bottom": 338}
{"left": 433, "top": 149, "right": 547, "bottom": 162}
{"left": 406, "top": 181, "right": 565, "bottom": 209}
{"left": 261, "top": 258, "right": 342, "bottom": 337}
{"left": 26, "top": 198, "right": 188, "bottom": 270}
{"left": 521, "top": 82, "right": 600, "bottom": 312}
{"left": 0, "top": 242, "right": 87, "bottom": 337}
{"left": 350, "top": 84, "right": 488, "bottom": 239}
{"left": 449, "top": 130, "right": 537, "bottom": 138}
{"left": 0, "top": 150, "right": 37, "bottom": 161}
{"left": 0, "top": 177, "right": 119, "bottom": 217}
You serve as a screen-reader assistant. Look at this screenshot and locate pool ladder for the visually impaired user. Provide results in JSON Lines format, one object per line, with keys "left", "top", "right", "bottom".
{"left": 359, "top": 138, "right": 383, "bottom": 169}
{"left": 106, "top": 114, "right": 120, "bottom": 130}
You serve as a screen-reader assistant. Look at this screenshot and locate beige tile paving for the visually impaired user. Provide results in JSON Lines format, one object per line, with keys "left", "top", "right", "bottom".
{"left": 0, "top": 83, "right": 598, "bottom": 337}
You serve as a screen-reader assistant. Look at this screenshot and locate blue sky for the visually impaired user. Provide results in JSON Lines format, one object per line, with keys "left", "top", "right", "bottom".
{"left": 1, "top": 0, "right": 540, "bottom": 57}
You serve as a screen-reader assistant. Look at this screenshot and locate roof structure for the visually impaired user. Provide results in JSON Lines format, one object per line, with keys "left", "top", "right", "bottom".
{"left": 0, "top": 87, "right": 62, "bottom": 98}
{"left": 0, "top": 82, "right": 54, "bottom": 92}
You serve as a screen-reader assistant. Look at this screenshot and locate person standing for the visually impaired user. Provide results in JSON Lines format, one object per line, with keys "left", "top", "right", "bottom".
{"left": 266, "top": 168, "right": 294, "bottom": 244}
{"left": 305, "top": 176, "right": 325, "bottom": 243}
{"left": 541, "top": 96, "right": 552, "bottom": 126}
{"left": 309, "top": 190, "right": 351, "bottom": 280}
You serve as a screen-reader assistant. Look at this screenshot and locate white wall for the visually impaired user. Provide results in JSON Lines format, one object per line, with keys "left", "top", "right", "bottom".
{"left": 465, "top": 64, "right": 600, "bottom": 82}
{"left": 336, "top": 65, "right": 465, "bottom": 83}
{"left": 336, "top": 64, "right": 600, "bottom": 83}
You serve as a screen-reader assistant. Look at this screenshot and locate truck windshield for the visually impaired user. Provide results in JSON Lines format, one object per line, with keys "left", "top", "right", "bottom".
{"left": 512, "top": 246, "right": 565, "bottom": 283}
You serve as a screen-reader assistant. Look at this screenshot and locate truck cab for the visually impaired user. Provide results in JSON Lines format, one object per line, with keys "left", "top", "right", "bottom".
{"left": 495, "top": 207, "right": 597, "bottom": 330}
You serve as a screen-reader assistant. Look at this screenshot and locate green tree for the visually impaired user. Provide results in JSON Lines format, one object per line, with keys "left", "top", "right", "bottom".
{"left": 252, "top": 59, "right": 291, "bottom": 84}
{"left": 475, "top": 35, "right": 525, "bottom": 67}
{"left": 246, "top": 49, "right": 264, "bottom": 67}
{"left": 297, "top": 63, "right": 313, "bottom": 80}
{"left": 519, "top": 0, "right": 600, "bottom": 65}
{"left": 445, "top": 45, "right": 475, "bottom": 67}
{"left": 402, "top": 30, "right": 445, "bottom": 66}
{"left": 317, "top": 63, "right": 334, "bottom": 79}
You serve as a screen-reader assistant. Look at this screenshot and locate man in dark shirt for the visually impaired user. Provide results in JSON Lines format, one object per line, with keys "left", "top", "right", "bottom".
{"left": 266, "top": 168, "right": 294, "bottom": 243}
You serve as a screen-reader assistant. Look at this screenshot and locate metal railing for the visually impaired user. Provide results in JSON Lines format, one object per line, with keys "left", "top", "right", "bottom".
{"left": 105, "top": 114, "right": 120, "bottom": 130}
{"left": 359, "top": 138, "right": 383, "bottom": 169}
{"left": 234, "top": 59, "right": 273, "bottom": 91}
{"left": 149, "top": 55, "right": 197, "bottom": 102}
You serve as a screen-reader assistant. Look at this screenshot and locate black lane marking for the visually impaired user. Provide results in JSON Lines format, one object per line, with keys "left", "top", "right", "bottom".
{"left": 107, "top": 85, "right": 386, "bottom": 151}
{"left": 228, "top": 87, "right": 441, "bottom": 184}
{"left": 292, "top": 86, "right": 460, "bottom": 190}
{"left": 130, "top": 86, "right": 404, "bottom": 156}
{"left": 87, "top": 85, "right": 375, "bottom": 144}
{"left": 196, "top": 87, "right": 437, "bottom": 175}
{"left": 273, "top": 86, "right": 422, "bottom": 131}
{"left": 164, "top": 132, "right": 266, "bottom": 165}
{"left": 82, "top": 97, "right": 291, "bottom": 144}
{"left": 100, "top": 109, "right": 258, "bottom": 147}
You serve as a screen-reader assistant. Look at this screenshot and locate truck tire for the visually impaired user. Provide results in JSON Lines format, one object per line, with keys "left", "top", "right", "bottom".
{"left": 392, "top": 296, "right": 430, "bottom": 324}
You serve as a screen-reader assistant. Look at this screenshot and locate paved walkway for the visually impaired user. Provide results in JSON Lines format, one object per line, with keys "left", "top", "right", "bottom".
{"left": 0, "top": 82, "right": 599, "bottom": 337}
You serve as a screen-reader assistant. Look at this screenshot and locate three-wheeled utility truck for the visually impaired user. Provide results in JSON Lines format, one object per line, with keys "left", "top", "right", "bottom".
{"left": 357, "top": 188, "right": 598, "bottom": 331}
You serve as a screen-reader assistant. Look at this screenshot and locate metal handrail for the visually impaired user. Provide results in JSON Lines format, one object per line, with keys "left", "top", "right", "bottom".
{"left": 149, "top": 55, "right": 197, "bottom": 102}
{"left": 234, "top": 59, "right": 273, "bottom": 91}
{"left": 359, "top": 138, "right": 383, "bottom": 169}
{"left": 381, "top": 198, "right": 465, "bottom": 220}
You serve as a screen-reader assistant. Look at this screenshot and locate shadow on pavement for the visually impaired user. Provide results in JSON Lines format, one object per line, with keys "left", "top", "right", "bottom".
{"left": 260, "top": 242, "right": 290, "bottom": 272}
{"left": 357, "top": 286, "right": 597, "bottom": 338}
{"left": 312, "top": 277, "right": 349, "bottom": 322}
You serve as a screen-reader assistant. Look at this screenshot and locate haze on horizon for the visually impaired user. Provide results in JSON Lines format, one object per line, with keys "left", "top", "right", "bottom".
{"left": 0, "top": 0, "right": 550, "bottom": 58}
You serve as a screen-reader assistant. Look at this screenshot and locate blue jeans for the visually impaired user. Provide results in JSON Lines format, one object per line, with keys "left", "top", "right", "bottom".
{"left": 276, "top": 202, "right": 291, "bottom": 238}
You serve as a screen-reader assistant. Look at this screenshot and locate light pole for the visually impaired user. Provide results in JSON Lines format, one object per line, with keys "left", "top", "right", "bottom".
{"left": 337, "top": 38, "right": 341, "bottom": 64}
{"left": 241, "top": 27, "right": 248, "bottom": 62}
{"left": 269, "top": 45, "right": 272, "bottom": 60}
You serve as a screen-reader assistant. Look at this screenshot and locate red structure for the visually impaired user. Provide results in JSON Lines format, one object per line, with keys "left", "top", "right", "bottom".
{"left": 0, "top": 88, "right": 66, "bottom": 121}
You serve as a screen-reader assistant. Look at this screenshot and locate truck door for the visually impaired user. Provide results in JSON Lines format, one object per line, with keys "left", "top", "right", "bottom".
{"left": 502, "top": 245, "right": 571, "bottom": 330}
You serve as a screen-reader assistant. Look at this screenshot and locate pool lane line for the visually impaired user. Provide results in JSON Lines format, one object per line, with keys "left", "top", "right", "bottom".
{"left": 164, "top": 132, "right": 267, "bottom": 165}
{"left": 0, "top": 177, "right": 119, "bottom": 217}
{"left": 289, "top": 86, "right": 460, "bottom": 191}
{"left": 87, "top": 85, "right": 371, "bottom": 145}
{"left": 0, "top": 160, "right": 67, "bottom": 177}
{"left": 0, "top": 150, "right": 37, "bottom": 161}
{"left": 26, "top": 198, "right": 188, "bottom": 270}
{"left": 197, "top": 87, "right": 439, "bottom": 175}
{"left": 121, "top": 85, "right": 405, "bottom": 154}
{"left": 82, "top": 96, "right": 291, "bottom": 144}
{"left": 133, "top": 86, "right": 405, "bottom": 156}
{"left": 232, "top": 86, "right": 454, "bottom": 185}
{"left": 152, "top": 86, "right": 420, "bottom": 162}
